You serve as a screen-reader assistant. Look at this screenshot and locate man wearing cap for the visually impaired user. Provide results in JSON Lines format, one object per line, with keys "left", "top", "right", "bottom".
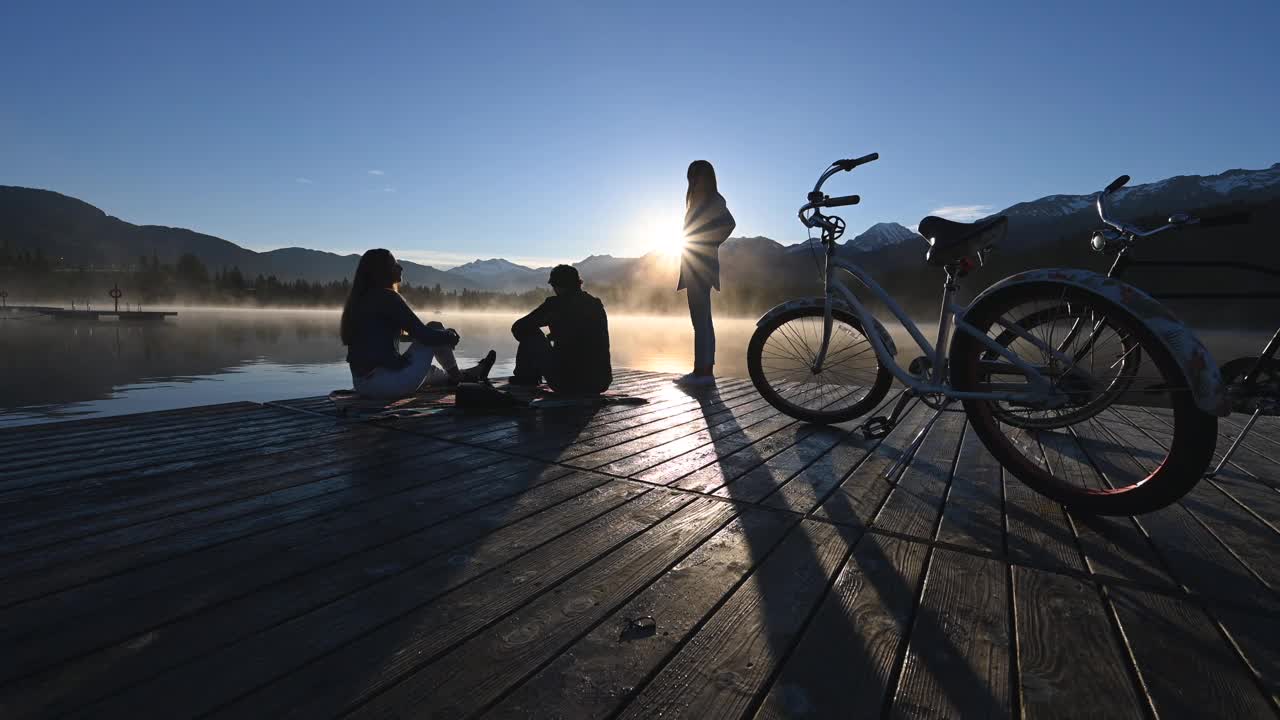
{"left": 510, "top": 264, "right": 612, "bottom": 395}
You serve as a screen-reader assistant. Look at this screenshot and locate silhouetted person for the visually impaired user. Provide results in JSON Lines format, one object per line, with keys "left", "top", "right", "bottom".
{"left": 341, "top": 248, "right": 495, "bottom": 400}
{"left": 511, "top": 265, "right": 612, "bottom": 395}
{"left": 677, "top": 159, "right": 735, "bottom": 386}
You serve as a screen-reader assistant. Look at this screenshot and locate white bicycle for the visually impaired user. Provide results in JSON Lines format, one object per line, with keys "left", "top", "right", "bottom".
{"left": 747, "top": 154, "right": 1227, "bottom": 515}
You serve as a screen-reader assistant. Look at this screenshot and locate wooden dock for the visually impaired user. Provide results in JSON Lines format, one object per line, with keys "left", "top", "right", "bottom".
{"left": 1, "top": 369, "right": 1276, "bottom": 719}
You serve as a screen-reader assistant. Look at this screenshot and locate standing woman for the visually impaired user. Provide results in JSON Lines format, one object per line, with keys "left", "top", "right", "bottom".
{"left": 676, "top": 160, "right": 735, "bottom": 386}
{"left": 341, "top": 248, "right": 495, "bottom": 400}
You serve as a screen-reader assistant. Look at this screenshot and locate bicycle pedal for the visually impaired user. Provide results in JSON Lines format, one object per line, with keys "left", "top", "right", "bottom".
{"left": 861, "top": 416, "right": 894, "bottom": 440}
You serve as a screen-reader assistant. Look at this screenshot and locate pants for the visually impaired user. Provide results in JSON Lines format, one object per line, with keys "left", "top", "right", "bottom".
{"left": 686, "top": 283, "right": 715, "bottom": 370}
{"left": 513, "top": 327, "right": 558, "bottom": 386}
{"left": 353, "top": 340, "right": 456, "bottom": 400}
{"left": 513, "top": 327, "right": 608, "bottom": 395}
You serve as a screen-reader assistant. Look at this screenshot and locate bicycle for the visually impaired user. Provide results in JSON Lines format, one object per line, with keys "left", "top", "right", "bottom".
{"left": 1070, "top": 174, "right": 1277, "bottom": 477}
{"left": 746, "top": 154, "right": 1228, "bottom": 515}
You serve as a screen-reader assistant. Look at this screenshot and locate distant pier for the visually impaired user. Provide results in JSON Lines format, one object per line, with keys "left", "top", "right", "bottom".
{"left": 3, "top": 305, "right": 177, "bottom": 322}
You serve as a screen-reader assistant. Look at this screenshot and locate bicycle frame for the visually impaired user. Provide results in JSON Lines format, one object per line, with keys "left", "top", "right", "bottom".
{"left": 811, "top": 242, "right": 1066, "bottom": 404}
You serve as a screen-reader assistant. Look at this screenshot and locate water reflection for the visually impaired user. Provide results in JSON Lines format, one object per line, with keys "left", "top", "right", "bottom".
{"left": 0, "top": 307, "right": 1267, "bottom": 427}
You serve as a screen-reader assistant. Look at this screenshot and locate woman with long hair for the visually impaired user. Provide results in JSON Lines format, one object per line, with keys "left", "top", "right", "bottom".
{"left": 341, "top": 248, "right": 495, "bottom": 399}
{"left": 676, "top": 159, "right": 735, "bottom": 386}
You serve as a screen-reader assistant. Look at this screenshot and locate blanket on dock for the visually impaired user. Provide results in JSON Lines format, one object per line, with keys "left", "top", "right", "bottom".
{"left": 323, "top": 379, "right": 646, "bottom": 420}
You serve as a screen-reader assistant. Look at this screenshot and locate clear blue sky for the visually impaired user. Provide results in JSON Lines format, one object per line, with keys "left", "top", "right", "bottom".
{"left": 3, "top": 0, "right": 1277, "bottom": 268}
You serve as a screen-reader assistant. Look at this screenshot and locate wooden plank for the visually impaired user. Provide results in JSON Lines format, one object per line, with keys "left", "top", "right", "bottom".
{"left": 476, "top": 379, "right": 760, "bottom": 454}
{"left": 891, "top": 549, "right": 1011, "bottom": 720}
{"left": 813, "top": 404, "right": 938, "bottom": 528}
{"left": 1032, "top": 425, "right": 1179, "bottom": 589}
{"left": 79, "top": 488, "right": 687, "bottom": 719}
{"left": 0, "top": 446, "right": 527, "bottom": 623}
{"left": 0, "top": 427, "right": 423, "bottom": 551}
{"left": 1002, "top": 445, "right": 1086, "bottom": 575}
{"left": 652, "top": 415, "right": 796, "bottom": 494}
{"left": 1097, "top": 410, "right": 1278, "bottom": 607}
{"left": 568, "top": 397, "right": 778, "bottom": 472}
{"left": 487, "top": 508, "right": 800, "bottom": 719}
{"left": 754, "top": 534, "right": 930, "bottom": 720}
{"left": 763, "top": 400, "right": 927, "bottom": 516}
{"left": 590, "top": 401, "right": 785, "bottom": 479}
{"left": 0, "top": 401, "right": 260, "bottom": 450}
{"left": 389, "top": 373, "right": 697, "bottom": 445}
{"left": 1108, "top": 586, "right": 1276, "bottom": 718}
{"left": 872, "top": 412, "right": 965, "bottom": 541}
{"left": 0, "top": 440, "right": 485, "bottom": 580}
{"left": 1011, "top": 566, "right": 1146, "bottom": 719}
{"left": 1132, "top": 408, "right": 1280, "bottom": 530}
{"left": 438, "top": 380, "right": 762, "bottom": 471}
{"left": 334, "top": 497, "right": 747, "bottom": 719}
{"left": 935, "top": 422, "right": 1006, "bottom": 557}
{"left": 2, "top": 470, "right": 631, "bottom": 716}
{"left": 710, "top": 423, "right": 852, "bottom": 504}
{"left": 1, "top": 404, "right": 323, "bottom": 475}
{"left": 1213, "top": 605, "right": 1280, "bottom": 705}
{"left": 1, "top": 413, "right": 348, "bottom": 494}
{"left": 615, "top": 519, "right": 856, "bottom": 720}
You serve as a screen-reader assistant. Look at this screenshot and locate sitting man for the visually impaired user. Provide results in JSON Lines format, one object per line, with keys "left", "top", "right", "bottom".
{"left": 510, "top": 264, "right": 612, "bottom": 395}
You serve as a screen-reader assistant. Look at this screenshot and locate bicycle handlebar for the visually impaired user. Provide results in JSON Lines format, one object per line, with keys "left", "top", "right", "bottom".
{"left": 1104, "top": 175, "right": 1130, "bottom": 194}
{"left": 823, "top": 194, "right": 861, "bottom": 207}
{"left": 799, "top": 152, "right": 878, "bottom": 234}
{"left": 834, "top": 153, "right": 879, "bottom": 171}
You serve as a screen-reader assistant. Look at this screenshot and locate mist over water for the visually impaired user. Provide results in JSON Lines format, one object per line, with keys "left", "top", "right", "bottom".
{"left": 0, "top": 306, "right": 1268, "bottom": 427}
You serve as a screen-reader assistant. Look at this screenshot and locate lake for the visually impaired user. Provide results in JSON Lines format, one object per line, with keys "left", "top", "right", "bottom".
{"left": 0, "top": 308, "right": 765, "bottom": 427}
{"left": 0, "top": 306, "right": 1268, "bottom": 427}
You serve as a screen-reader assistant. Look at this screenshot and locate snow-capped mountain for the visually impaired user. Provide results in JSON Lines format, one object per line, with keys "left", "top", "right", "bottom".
{"left": 844, "top": 222, "right": 923, "bottom": 252}
{"left": 446, "top": 258, "right": 550, "bottom": 292}
{"left": 994, "top": 163, "right": 1280, "bottom": 252}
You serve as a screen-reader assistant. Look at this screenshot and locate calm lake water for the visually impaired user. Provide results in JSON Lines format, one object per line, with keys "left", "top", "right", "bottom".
{"left": 0, "top": 308, "right": 762, "bottom": 427}
{"left": 0, "top": 306, "right": 1269, "bottom": 427}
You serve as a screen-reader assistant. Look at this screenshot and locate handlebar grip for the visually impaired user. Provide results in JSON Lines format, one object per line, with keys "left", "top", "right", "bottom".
{"left": 1104, "top": 175, "right": 1130, "bottom": 194}
{"left": 823, "top": 194, "right": 861, "bottom": 207}
{"left": 1198, "top": 212, "right": 1252, "bottom": 228}
{"left": 834, "top": 153, "right": 880, "bottom": 171}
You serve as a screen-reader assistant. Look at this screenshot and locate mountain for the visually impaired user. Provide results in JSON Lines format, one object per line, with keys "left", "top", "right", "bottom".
{"left": 994, "top": 162, "right": 1280, "bottom": 255}
{"left": 3, "top": 162, "right": 1276, "bottom": 305}
{"left": 448, "top": 258, "right": 549, "bottom": 292}
{"left": 0, "top": 186, "right": 480, "bottom": 290}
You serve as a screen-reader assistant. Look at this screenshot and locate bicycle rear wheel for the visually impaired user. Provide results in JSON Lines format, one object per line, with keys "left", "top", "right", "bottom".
{"left": 950, "top": 281, "right": 1217, "bottom": 515}
{"left": 747, "top": 306, "right": 892, "bottom": 424}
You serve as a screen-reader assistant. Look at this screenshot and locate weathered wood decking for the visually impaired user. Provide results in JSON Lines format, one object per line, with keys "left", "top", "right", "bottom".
{"left": 1, "top": 368, "right": 1277, "bottom": 719}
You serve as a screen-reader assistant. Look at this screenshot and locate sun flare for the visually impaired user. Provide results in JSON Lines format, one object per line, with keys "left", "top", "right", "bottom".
{"left": 634, "top": 209, "right": 686, "bottom": 259}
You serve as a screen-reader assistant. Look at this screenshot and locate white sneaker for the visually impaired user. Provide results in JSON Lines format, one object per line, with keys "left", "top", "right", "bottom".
{"left": 674, "top": 373, "right": 716, "bottom": 386}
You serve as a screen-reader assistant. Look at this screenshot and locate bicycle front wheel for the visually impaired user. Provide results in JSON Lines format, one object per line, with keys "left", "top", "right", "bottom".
{"left": 950, "top": 281, "right": 1217, "bottom": 515}
{"left": 747, "top": 306, "right": 892, "bottom": 424}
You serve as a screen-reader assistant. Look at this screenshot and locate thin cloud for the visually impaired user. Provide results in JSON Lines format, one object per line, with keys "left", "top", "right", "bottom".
{"left": 367, "top": 169, "right": 385, "bottom": 176}
{"left": 928, "top": 204, "right": 992, "bottom": 221}
{"left": 382, "top": 186, "right": 396, "bottom": 193}
{"left": 295, "top": 177, "right": 314, "bottom": 184}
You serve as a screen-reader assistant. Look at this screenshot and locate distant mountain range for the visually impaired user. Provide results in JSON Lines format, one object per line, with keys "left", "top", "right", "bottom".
{"left": 3, "top": 162, "right": 1278, "bottom": 296}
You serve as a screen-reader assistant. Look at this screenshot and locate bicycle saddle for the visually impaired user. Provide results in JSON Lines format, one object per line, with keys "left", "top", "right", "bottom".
{"left": 919, "top": 215, "right": 1008, "bottom": 267}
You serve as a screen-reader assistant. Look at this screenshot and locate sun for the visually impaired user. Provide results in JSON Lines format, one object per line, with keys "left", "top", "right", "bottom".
{"left": 634, "top": 208, "right": 686, "bottom": 259}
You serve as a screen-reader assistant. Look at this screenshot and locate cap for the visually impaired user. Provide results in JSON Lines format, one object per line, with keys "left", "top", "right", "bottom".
{"left": 548, "top": 264, "right": 582, "bottom": 288}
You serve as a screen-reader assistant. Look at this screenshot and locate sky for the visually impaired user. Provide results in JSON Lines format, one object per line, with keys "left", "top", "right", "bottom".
{"left": 3, "top": 0, "right": 1278, "bottom": 269}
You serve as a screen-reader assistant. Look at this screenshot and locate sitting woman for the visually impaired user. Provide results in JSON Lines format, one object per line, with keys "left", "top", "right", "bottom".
{"left": 340, "top": 248, "right": 495, "bottom": 400}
